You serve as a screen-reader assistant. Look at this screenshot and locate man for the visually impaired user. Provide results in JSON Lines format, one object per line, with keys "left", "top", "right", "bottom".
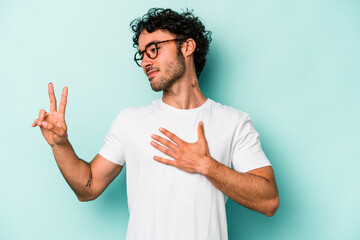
{"left": 32, "top": 8, "right": 279, "bottom": 240}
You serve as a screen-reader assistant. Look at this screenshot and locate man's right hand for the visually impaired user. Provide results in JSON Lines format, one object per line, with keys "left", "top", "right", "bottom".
{"left": 31, "top": 83, "right": 123, "bottom": 201}
{"left": 32, "top": 83, "right": 68, "bottom": 147}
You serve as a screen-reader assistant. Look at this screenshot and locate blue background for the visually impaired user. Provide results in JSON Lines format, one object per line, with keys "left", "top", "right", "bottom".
{"left": 1, "top": 0, "right": 359, "bottom": 239}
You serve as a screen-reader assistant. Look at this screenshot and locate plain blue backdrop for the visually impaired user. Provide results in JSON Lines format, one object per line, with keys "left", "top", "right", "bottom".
{"left": 1, "top": 0, "right": 359, "bottom": 239}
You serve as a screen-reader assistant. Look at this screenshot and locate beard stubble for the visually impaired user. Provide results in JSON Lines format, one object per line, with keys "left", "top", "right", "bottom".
{"left": 150, "top": 52, "right": 186, "bottom": 92}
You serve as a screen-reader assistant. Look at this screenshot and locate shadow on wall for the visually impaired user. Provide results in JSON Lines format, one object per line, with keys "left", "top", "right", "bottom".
{"left": 198, "top": 41, "right": 221, "bottom": 101}
{"left": 94, "top": 166, "right": 129, "bottom": 218}
{"left": 199, "top": 39, "right": 243, "bottom": 105}
{"left": 201, "top": 41, "right": 293, "bottom": 239}
{"left": 225, "top": 129, "right": 297, "bottom": 239}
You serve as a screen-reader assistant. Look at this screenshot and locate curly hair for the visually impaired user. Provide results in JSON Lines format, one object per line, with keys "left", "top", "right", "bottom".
{"left": 130, "top": 8, "right": 212, "bottom": 77}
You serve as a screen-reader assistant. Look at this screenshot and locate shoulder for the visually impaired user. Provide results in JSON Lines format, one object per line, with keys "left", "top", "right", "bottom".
{"left": 112, "top": 99, "right": 160, "bottom": 122}
{"left": 122, "top": 99, "right": 159, "bottom": 115}
{"left": 208, "top": 99, "right": 251, "bottom": 123}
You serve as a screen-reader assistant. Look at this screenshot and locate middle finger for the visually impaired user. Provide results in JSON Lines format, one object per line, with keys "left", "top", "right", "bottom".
{"left": 150, "top": 141, "right": 177, "bottom": 159}
{"left": 48, "top": 83, "right": 57, "bottom": 113}
{"left": 151, "top": 134, "right": 178, "bottom": 150}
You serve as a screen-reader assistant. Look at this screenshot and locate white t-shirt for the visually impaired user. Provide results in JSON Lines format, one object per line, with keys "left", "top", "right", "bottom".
{"left": 99, "top": 98, "right": 271, "bottom": 240}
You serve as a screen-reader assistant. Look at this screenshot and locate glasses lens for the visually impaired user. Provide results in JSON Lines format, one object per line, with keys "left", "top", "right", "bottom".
{"left": 147, "top": 44, "right": 158, "bottom": 59}
{"left": 134, "top": 43, "right": 159, "bottom": 67}
{"left": 134, "top": 52, "right": 142, "bottom": 67}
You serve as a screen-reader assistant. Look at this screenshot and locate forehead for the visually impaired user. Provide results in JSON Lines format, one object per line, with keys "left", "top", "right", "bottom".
{"left": 138, "top": 29, "right": 176, "bottom": 50}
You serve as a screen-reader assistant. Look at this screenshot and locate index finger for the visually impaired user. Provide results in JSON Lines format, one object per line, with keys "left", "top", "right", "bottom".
{"left": 159, "top": 128, "right": 183, "bottom": 145}
{"left": 58, "top": 86, "right": 68, "bottom": 115}
{"left": 48, "top": 83, "right": 57, "bottom": 112}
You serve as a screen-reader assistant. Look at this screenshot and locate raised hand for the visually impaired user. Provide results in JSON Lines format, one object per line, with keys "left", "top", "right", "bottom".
{"left": 32, "top": 83, "right": 68, "bottom": 146}
{"left": 150, "top": 121, "right": 215, "bottom": 174}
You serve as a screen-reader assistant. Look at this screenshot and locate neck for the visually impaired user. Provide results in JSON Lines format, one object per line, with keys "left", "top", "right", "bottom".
{"left": 162, "top": 69, "right": 207, "bottom": 109}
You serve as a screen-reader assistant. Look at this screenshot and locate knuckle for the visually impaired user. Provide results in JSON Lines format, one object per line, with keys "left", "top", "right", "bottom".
{"left": 178, "top": 143, "right": 185, "bottom": 150}
{"left": 180, "top": 147, "right": 188, "bottom": 155}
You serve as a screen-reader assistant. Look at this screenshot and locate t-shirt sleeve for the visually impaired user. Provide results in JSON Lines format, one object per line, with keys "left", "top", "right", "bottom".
{"left": 98, "top": 111, "right": 126, "bottom": 166}
{"left": 231, "top": 114, "right": 271, "bottom": 173}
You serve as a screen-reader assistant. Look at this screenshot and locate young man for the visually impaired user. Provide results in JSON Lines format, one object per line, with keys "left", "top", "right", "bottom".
{"left": 32, "top": 8, "right": 279, "bottom": 240}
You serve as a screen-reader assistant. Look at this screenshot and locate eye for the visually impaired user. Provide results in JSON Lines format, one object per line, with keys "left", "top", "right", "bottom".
{"left": 149, "top": 46, "right": 157, "bottom": 53}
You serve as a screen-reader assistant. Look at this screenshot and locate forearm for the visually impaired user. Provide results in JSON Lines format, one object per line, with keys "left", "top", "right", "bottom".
{"left": 51, "top": 140, "right": 94, "bottom": 201}
{"left": 203, "top": 158, "right": 279, "bottom": 216}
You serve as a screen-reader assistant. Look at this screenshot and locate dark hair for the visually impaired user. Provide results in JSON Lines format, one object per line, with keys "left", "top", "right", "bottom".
{"left": 130, "top": 8, "right": 212, "bottom": 77}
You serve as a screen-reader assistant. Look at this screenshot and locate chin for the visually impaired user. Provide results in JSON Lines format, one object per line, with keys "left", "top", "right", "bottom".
{"left": 150, "top": 82, "right": 164, "bottom": 92}
{"left": 151, "top": 87, "right": 163, "bottom": 92}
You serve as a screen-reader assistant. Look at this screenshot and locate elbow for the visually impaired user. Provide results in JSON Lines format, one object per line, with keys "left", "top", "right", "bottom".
{"left": 77, "top": 196, "right": 93, "bottom": 202}
{"left": 76, "top": 192, "right": 99, "bottom": 202}
{"left": 264, "top": 195, "right": 279, "bottom": 217}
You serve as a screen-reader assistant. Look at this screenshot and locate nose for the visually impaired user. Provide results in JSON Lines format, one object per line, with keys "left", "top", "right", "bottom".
{"left": 140, "top": 54, "right": 153, "bottom": 68}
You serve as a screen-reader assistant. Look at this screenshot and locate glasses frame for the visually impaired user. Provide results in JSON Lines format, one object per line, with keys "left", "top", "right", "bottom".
{"left": 134, "top": 38, "right": 186, "bottom": 67}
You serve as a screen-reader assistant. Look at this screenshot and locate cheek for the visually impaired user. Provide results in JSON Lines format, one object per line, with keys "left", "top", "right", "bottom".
{"left": 163, "top": 61, "right": 175, "bottom": 74}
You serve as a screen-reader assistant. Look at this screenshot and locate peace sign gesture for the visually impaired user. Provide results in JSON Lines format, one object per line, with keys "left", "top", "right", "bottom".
{"left": 32, "top": 83, "right": 69, "bottom": 147}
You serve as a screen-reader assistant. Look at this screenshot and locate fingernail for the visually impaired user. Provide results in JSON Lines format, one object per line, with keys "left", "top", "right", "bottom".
{"left": 159, "top": 127, "right": 164, "bottom": 132}
{"left": 200, "top": 121, "right": 204, "bottom": 126}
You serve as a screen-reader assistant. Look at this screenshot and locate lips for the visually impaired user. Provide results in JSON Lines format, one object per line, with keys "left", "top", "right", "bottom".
{"left": 146, "top": 68, "right": 159, "bottom": 80}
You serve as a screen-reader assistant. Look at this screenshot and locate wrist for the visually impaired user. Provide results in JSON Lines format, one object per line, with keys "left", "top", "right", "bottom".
{"left": 51, "top": 140, "right": 71, "bottom": 151}
{"left": 199, "top": 156, "right": 218, "bottom": 176}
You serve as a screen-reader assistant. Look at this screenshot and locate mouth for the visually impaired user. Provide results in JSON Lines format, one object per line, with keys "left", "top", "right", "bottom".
{"left": 146, "top": 68, "right": 159, "bottom": 80}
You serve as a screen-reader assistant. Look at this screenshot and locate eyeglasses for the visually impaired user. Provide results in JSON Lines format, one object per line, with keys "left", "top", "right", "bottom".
{"left": 134, "top": 39, "right": 185, "bottom": 67}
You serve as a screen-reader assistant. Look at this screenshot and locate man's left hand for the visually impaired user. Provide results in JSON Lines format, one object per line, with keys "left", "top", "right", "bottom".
{"left": 150, "top": 121, "right": 214, "bottom": 174}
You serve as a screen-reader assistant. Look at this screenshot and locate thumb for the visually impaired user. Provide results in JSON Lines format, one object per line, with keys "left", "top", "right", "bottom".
{"left": 197, "top": 121, "right": 206, "bottom": 141}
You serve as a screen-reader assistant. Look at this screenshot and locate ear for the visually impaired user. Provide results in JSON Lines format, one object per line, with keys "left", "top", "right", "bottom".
{"left": 181, "top": 38, "right": 196, "bottom": 57}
